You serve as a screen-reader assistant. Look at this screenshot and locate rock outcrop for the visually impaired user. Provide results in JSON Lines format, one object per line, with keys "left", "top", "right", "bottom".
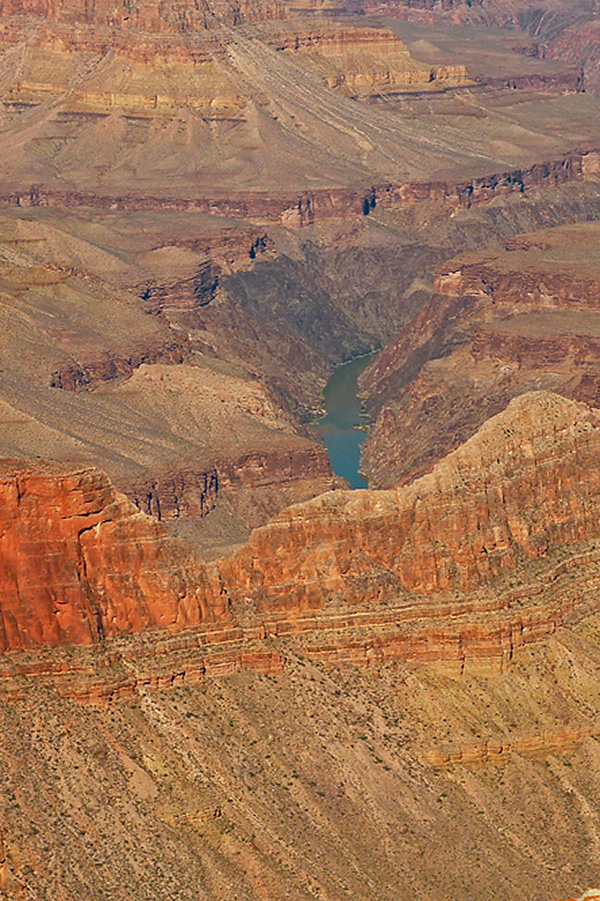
{"left": 0, "top": 461, "right": 224, "bottom": 652}
{"left": 422, "top": 724, "right": 597, "bottom": 769}
{"left": 0, "top": 0, "right": 286, "bottom": 31}
{"left": 0, "top": 0, "right": 597, "bottom": 213}
{"left": 219, "top": 392, "right": 600, "bottom": 608}
{"left": 49, "top": 336, "right": 192, "bottom": 391}
{"left": 550, "top": 21, "right": 600, "bottom": 94}
{"left": 356, "top": 0, "right": 600, "bottom": 98}
{"left": 0, "top": 213, "right": 337, "bottom": 545}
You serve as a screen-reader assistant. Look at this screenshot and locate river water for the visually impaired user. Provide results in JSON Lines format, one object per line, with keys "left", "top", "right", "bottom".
{"left": 315, "top": 354, "right": 375, "bottom": 489}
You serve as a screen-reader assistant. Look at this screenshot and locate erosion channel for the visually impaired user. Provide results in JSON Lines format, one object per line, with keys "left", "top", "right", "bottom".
{"left": 315, "top": 353, "right": 375, "bottom": 489}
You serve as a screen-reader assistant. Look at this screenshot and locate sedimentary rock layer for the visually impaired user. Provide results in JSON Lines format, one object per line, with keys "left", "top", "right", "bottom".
{"left": 0, "top": 211, "right": 336, "bottom": 542}
{"left": 0, "top": 461, "right": 224, "bottom": 652}
{"left": 2, "top": 391, "right": 599, "bottom": 676}
{"left": 220, "top": 391, "right": 600, "bottom": 607}
{"left": 263, "top": 22, "right": 471, "bottom": 94}
{"left": 1, "top": 148, "right": 597, "bottom": 227}
{"left": 361, "top": 219, "right": 600, "bottom": 488}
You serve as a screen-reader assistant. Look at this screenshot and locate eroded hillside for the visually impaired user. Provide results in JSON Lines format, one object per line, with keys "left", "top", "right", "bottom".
{"left": 3, "top": 394, "right": 600, "bottom": 898}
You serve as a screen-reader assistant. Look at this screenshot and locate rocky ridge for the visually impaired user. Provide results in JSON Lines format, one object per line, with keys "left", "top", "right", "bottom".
{"left": 0, "top": 210, "right": 337, "bottom": 547}
{"left": 2, "top": 391, "right": 600, "bottom": 692}
{"left": 1, "top": 0, "right": 600, "bottom": 896}
{"left": 2, "top": 147, "right": 597, "bottom": 229}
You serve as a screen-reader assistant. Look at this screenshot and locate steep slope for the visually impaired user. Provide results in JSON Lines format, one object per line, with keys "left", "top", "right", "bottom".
{"left": 0, "top": 461, "right": 225, "bottom": 652}
{"left": 361, "top": 219, "right": 600, "bottom": 488}
{"left": 1, "top": 395, "right": 600, "bottom": 898}
{"left": 3, "top": 633, "right": 600, "bottom": 901}
{"left": 0, "top": 0, "right": 598, "bottom": 201}
{"left": 220, "top": 391, "right": 600, "bottom": 606}
{"left": 0, "top": 390, "right": 599, "bottom": 667}
{"left": 2, "top": 1, "right": 600, "bottom": 896}
{"left": 0, "top": 210, "right": 337, "bottom": 551}
{"left": 350, "top": 0, "right": 600, "bottom": 97}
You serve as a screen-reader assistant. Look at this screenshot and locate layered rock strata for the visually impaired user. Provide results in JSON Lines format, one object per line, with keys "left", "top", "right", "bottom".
{"left": 356, "top": 0, "right": 600, "bottom": 98}
{"left": 0, "top": 4, "right": 597, "bottom": 215}
{"left": 220, "top": 392, "right": 600, "bottom": 608}
{"left": 421, "top": 723, "right": 597, "bottom": 769}
{"left": 1, "top": 148, "right": 596, "bottom": 227}
{"left": 128, "top": 446, "right": 334, "bottom": 525}
{"left": 362, "top": 220, "right": 600, "bottom": 488}
{"left": 0, "top": 212, "right": 335, "bottom": 541}
{"left": 0, "top": 0, "right": 286, "bottom": 30}
{"left": 2, "top": 392, "right": 600, "bottom": 688}
{"left": 0, "top": 461, "right": 225, "bottom": 653}
{"left": 264, "top": 22, "right": 471, "bottom": 94}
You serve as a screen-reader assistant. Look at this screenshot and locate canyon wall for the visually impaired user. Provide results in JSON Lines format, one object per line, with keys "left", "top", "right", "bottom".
{"left": 357, "top": 0, "right": 600, "bottom": 97}
{"left": 219, "top": 391, "right": 600, "bottom": 609}
{"left": 0, "top": 148, "right": 596, "bottom": 227}
{"left": 0, "top": 461, "right": 224, "bottom": 652}
{"left": 3, "top": 391, "right": 600, "bottom": 670}
{"left": 361, "top": 219, "right": 600, "bottom": 488}
{"left": 128, "top": 446, "right": 334, "bottom": 523}
{"left": 264, "top": 23, "right": 471, "bottom": 93}
{"left": 49, "top": 335, "right": 193, "bottom": 391}
{"left": 0, "top": 0, "right": 287, "bottom": 30}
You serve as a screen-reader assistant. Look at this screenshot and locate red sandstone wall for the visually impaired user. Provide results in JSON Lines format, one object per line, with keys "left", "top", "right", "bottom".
{"left": 0, "top": 462, "right": 225, "bottom": 652}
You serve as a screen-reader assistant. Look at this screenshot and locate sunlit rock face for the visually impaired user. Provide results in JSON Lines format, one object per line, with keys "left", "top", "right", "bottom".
{"left": 0, "top": 461, "right": 226, "bottom": 651}
{"left": 219, "top": 391, "right": 600, "bottom": 609}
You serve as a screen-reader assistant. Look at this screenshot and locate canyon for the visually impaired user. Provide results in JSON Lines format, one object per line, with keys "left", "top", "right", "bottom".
{"left": 2, "top": 392, "right": 600, "bottom": 899}
{"left": 361, "top": 219, "right": 600, "bottom": 488}
{"left": 1, "top": 0, "right": 600, "bottom": 897}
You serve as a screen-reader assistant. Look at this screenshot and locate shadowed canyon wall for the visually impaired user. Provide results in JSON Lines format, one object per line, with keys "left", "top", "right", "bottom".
{"left": 361, "top": 219, "right": 600, "bottom": 488}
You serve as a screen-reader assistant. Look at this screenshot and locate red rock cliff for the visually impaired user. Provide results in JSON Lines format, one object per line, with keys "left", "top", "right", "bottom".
{"left": 3, "top": 392, "right": 600, "bottom": 663}
{"left": 219, "top": 392, "right": 600, "bottom": 609}
{"left": 0, "top": 462, "right": 225, "bottom": 652}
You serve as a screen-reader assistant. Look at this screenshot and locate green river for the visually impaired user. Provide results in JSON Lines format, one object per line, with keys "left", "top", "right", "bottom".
{"left": 315, "top": 354, "right": 375, "bottom": 489}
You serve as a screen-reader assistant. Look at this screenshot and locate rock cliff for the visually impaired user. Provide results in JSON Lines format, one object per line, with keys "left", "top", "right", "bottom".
{"left": 3, "top": 390, "right": 600, "bottom": 668}
{"left": 0, "top": 0, "right": 597, "bottom": 206}
{"left": 0, "top": 0, "right": 286, "bottom": 30}
{"left": 0, "top": 212, "right": 337, "bottom": 549}
{"left": 2, "top": 394, "right": 600, "bottom": 899}
{"left": 356, "top": 0, "right": 600, "bottom": 97}
{"left": 361, "top": 220, "right": 600, "bottom": 488}
{"left": 0, "top": 148, "right": 595, "bottom": 228}
{"left": 219, "top": 391, "right": 600, "bottom": 609}
{"left": 263, "top": 22, "right": 471, "bottom": 95}
{"left": 0, "top": 461, "right": 224, "bottom": 652}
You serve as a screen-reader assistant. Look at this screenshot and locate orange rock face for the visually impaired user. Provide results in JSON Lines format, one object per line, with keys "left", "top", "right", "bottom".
{"left": 0, "top": 461, "right": 225, "bottom": 652}
{"left": 3, "top": 391, "right": 600, "bottom": 672}
{"left": 219, "top": 392, "right": 600, "bottom": 608}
